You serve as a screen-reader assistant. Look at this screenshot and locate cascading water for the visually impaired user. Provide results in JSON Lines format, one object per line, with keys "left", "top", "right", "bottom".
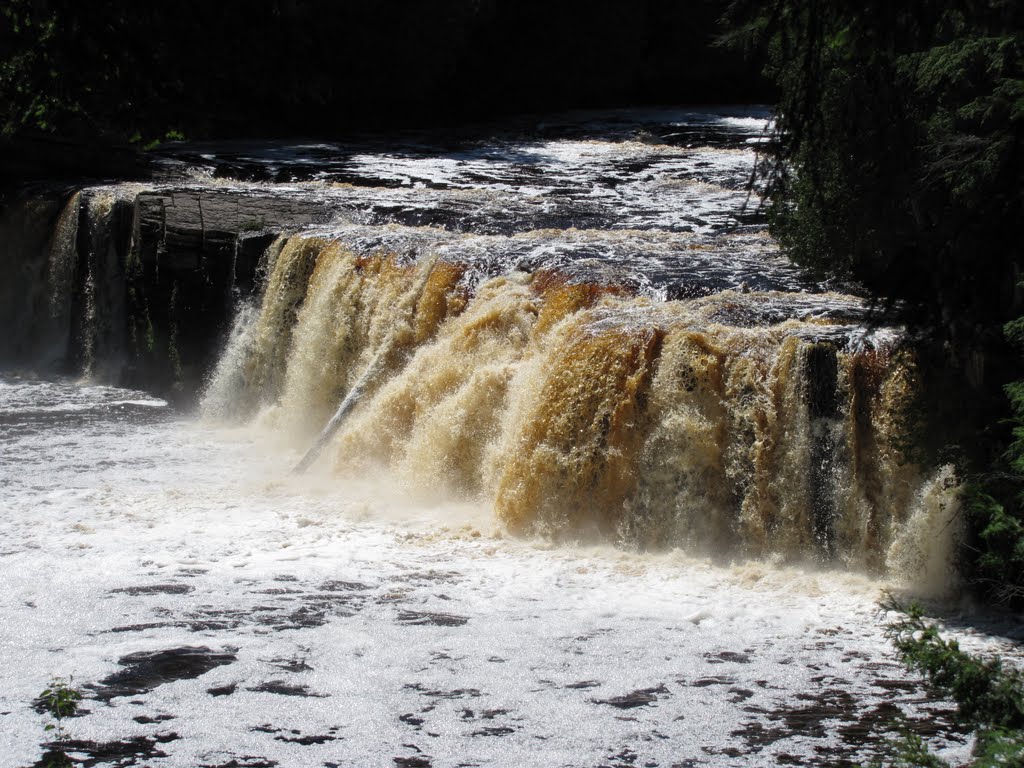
{"left": 1, "top": 109, "right": 989, "bottom": 768}
{"left": 0, "top": 186, "right": 136, "bottom": 377}
{"left": 202, "top": 228, "right": 954, "bottom": 575}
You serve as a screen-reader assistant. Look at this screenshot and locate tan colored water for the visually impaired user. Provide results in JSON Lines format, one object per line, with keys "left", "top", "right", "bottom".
{"left": 204, "top": 233, "right": 958, "bottom": 579}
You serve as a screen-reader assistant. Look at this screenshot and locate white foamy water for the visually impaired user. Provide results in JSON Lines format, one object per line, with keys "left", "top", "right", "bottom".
{"left": 0, "top": 375, "right": 1006, "bottom": 767}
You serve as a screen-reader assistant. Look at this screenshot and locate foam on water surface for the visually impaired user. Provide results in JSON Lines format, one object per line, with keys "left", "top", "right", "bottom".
{"left": 2, "top": 107, "right": 1020, "bottom": 767}
{"left": 0, "top": 376, "right": 1007, "bottom": 768}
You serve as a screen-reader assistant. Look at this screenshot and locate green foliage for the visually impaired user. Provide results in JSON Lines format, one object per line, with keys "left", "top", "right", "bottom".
{"left": 731, "top": 0, "right": 1023, "bottom": 328}
{"left": 963, "top": 485, "right": 1024, "bottom": 603}
{"left": 882, "top": 598, "right": 1024, "bottom": 729}
{"left": 972, "top": 727, "right": 1024, "bottom": 767}
{"left": 876, "top": 728, "right": 1024, "bottom": 767}
{"left": 41, "top": 751, "right": 73, "bottom": 768}
{"left": 876, "top": 731, "right": 951, "bottom": 767}
{"left": 39, "top": 678, "right": 81, "bottom": 723}
{"left": 876, "top": 598, "right": 1024, "bottom": 766}
{"left": 728, "top": 0, "right": 1024, "bottom": 602}
{"left": 959, "top": 316, "right": 1024, "bottom": 605}
{"left": 37, "top": 677, "right": 82, "bottom": 746}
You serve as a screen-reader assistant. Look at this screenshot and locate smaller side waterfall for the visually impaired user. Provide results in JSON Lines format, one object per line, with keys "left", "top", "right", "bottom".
{"left": 0, "top": 188, "right": 136, "bottom": 379}
{"left": 72, "top": 191, "right": 131, "bottom": 381}
{"left": 0, "top": 191, "right": 77, "bottom": 369}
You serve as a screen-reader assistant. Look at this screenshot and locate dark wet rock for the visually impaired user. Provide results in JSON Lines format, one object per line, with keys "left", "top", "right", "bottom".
{"left": 320, "top": 579, "right": 372, "bottom": 592}
{"left": 573, "top": 629, "right": 612, "bottom": 642}
{"left": 594, "top": 684, "right": 669, "bottom": 709}
{"left": 871, "top": 678, "right": 921, "bottom": 692}
{"left": 207, "top": 682, "right": 238, "bottom": 697}
{"left": 688, "top": 676, "right": 735, "bottom": 688}
{"left": 600, "top": 747, "right": 639, "bottom": 766}
{"left": 430, "top": 688, "right": 482, "bottom": 700}
{"left": 405, "top": 683, "right": 482, "bottom": 700}
{"left": 402, "top": 570, "right": 461, "bottom": 584}
{"left": 459, "top": 706, "right": 509, "bottom": 723}
{"left": 267, "top": 657, "right": 313, "bottom": 672}
{"left": 732, "top": 683, "right": 963, "bottom": 764}
{"left": 728, "top": 687, "right": 755, "bottom": 703}
{"left": 108, "top": 622, "right": 175, "bottom": 633}
{"left": 188, "top": 619, "right": 245, "bottom": 631}
{"left": 263, "top": 606, "right": 330, "bottom": 630}
{"left": 199, "top": 758, "right": 278, "bottom": 768}
{"left": 470, "top": 726, "right": 516, "bottom": 737}
{"left": 397, "top": 610, "right": 469, "bottom": 627}
{"left": 781, "top": 688, "right": 858, "bottom": 738}
{"left": 274, "top": 733, "right": 337, "bottom": 745}
{"left": 251, "top": 724, "right": 281, "bottom": 734}
{"left": 107, "top": 616, "right": 242, "bottom": 632}
{"left": 89, "top": 646, "right": 237, "bottom": 701}
{"left": 705, "top": 651, "right": 753, "bottom": 664}
{"left": 732, "top": 688, "right": 858, "bottom": 748}
{"left": 400, "top": 713, "right": 425, "bottom": 727}
{"left": 565, "top": 680, "right": 601, "bottom": 689}
{"left": 133, "top": 713, "right": 175, "bottom": 724}
{"left": 377, "top": 590, "right": 413, "bottom": 604}
{"left": 34, "top": 733, "right": 177, "bottom": 767}
{"left": 191, "top": 607, "right": 253, "bottom": 622}
{"left": 247, "top": 680, "right": 325, "bottom": 697}
{"left": 394, "top": 758, "right": 432, "bottom": 768}
{"left": 111, "top": 583, "right": 194, "bottom": 596}
{"left": 701, "top": 745, "right": 745, "bottom": 758}
{"left": 774, "top": 755, "right": 803, "bottom": 765}
{"left": 306, "top": 593, "right": 369, "bottom": 613}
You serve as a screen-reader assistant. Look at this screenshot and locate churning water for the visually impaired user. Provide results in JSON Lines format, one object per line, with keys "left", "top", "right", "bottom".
{"left": 0, "top": 108, "right": 1011, "bottom": 767}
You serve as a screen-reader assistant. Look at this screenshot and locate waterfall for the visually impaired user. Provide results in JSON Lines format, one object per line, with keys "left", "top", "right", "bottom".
{"left": 0, "top": 111, "right": 964, "bottom": 586}
{"left": 38, "top": 192, "right": 82, "bottom": 368}
{"left": 204, "top": 232, "right": 959, "bottom": 575}
{"left": 0, "top": 187, "right": 136, "bottom": 378}
{"left": 0, "top": 190, "right": 79, "bottom": 368}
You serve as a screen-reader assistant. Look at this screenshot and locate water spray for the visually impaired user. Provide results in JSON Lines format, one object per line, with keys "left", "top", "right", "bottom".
{"left": 292, "top": 253, "right": 440, "bottom": 474}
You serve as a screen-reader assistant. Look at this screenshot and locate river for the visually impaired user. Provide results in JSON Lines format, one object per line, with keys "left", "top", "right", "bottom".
{"left": 0, "top": 107, "right": 1010, "bottom": 767}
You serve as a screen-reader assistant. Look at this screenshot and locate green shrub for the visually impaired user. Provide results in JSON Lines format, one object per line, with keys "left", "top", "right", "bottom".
{"left": 877, "top": 597, "right": 1024, "bottom": 766}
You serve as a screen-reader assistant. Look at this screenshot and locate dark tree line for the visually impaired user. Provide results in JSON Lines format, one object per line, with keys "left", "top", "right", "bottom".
{"left": 732, "top": 0, "right": 1024, "bottom": 602}
{"left": 0, "top": 0, "right": 767, "bottom": 144}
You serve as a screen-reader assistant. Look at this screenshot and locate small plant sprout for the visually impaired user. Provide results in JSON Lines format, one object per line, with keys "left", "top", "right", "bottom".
{"left": 38, "top": 676, "right": 82, "bottom": 741}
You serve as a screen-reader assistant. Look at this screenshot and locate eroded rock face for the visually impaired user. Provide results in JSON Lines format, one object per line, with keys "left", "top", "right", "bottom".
{"left": 127, "top": 187, "right": 326, "bottom": 398}
{"left": 0, "top": 183, "right": 331, "bottom": 400}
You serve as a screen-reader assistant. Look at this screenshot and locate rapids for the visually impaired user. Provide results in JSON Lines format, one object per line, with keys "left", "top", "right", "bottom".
{"left": 1, "top": 107, "right": 1012, "bottom": 767}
